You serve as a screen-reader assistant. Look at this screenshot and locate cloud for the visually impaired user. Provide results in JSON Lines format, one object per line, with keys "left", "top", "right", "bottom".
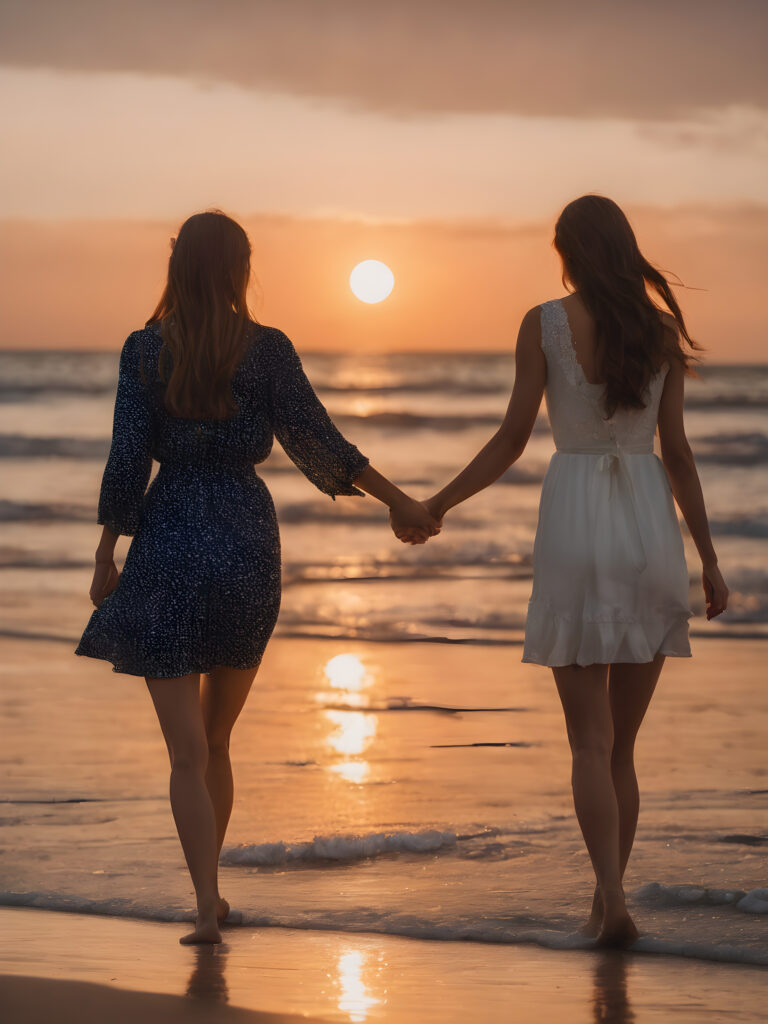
{"left": 3, "top": 68, "right": 766, "bottom": 222}
{"left": 636, "top": 106, "right": 768, "bottom": 154}
{"left": 1, "top": 0, "right": 766, "bottom": 120}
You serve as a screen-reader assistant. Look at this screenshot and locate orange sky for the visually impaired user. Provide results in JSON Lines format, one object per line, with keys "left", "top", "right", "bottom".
{"left": 1, "top": 1, "right": 766, "bottom": 358}
{"left": 2, "top": 205, "right": 765, "bottom": 357}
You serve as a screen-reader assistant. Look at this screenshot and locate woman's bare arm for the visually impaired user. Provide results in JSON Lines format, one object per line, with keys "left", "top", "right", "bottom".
{"left": 425, "top": 307, "right": 546, "bottom": 519}
{"left": 88, "top": 524, "right": 120, "bottom": 607}
{"left": 95, "top": 524, "right": 119, "bottom": 562}
{"left": 353, "top": 464, "right": 441, "bottom": 543}
{"left": 657, "top": 332, "right": 729, "bottom": 618}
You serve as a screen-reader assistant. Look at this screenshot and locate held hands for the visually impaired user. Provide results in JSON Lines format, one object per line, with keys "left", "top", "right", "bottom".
{"left": 389, "top": 495, "right": 444, "bottom": 545}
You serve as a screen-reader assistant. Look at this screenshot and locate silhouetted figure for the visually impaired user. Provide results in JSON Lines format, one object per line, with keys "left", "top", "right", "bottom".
{"left": 418, "top": 195, "right": 729, "bottom": 948}
{"left": 75, "top": 210, "right": 438, "bottom": 943}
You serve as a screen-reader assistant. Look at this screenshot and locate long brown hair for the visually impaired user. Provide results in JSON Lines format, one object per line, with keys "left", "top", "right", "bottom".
{"left": 553, "top": 195, "right": 702, "bottom": 418}
{"left": 146, "top": 210, "right": 257, "bottom": 419}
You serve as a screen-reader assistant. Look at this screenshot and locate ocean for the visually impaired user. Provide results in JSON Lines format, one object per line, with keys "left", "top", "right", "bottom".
{"left": 0, "top": 348, "right": 766, "bottom": 969}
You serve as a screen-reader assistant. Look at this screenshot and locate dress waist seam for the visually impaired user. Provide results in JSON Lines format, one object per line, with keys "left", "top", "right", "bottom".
{"left": 553, "top": 441, "right": 652, "bottom": 575}
{"left": 555, "top": 445, "right": 653, "bottom": 455}
{"left": 157, "top": 459, "right": 256, "bottom": 469}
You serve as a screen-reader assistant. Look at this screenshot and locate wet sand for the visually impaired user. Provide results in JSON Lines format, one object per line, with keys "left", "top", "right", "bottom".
{"left": 0, "top": 972, "right": 329, "bottom": 1024}
{"left": 2, "top": 634, "right": 768, "bottom": 958}
{"left": 1, "top": 632, "right": 767, "bottom": 1021}
{"left": 1, "top": 906, "right": 766, "bottom": 1023}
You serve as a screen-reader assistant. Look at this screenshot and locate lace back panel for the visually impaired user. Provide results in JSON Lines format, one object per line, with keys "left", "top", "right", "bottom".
{"left": 540, "top": 299, "right": 668, "bottom": 450}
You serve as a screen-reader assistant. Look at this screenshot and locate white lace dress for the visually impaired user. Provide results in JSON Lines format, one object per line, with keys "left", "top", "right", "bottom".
{"left": 522, "top": 298, "right": 693, "bottom": 667}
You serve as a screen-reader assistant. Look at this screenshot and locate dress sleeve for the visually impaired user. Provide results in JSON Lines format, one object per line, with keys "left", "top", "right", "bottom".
{"left": 97, "top": 332, "right": 155, "bottom": 536}
{"left": 269, "top": 330, "right": 369, "bottom": 498}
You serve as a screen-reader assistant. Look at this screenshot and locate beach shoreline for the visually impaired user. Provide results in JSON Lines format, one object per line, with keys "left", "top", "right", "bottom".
{"left": 1, "top": 906, "right": 766, "bottom": 1023}
{"left": 2, "top": 634, "right": 767, "bottom": 971}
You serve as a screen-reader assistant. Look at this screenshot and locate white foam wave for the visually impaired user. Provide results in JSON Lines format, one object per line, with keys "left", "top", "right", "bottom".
{"left": 635, "top": 882, "right": 768, "bottom": 914}
{"left": 2, "top": 892, "right": 766, "bottom": 966}
{"left": 220, "top": 829, "right": 458, "bottom": 867}
{"left": 737, "top": 889, "right": 768, "bottom": 913}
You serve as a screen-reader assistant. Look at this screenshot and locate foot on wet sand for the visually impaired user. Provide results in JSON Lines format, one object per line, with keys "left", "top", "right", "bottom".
{"left": 179, "top": 913, "right": 222, "bottom": 945}
{"left": 595, "top": 908, "right": 639, "bottom": 950}
{"left": 217, "top": 897, "right": 230, "bottom": 923}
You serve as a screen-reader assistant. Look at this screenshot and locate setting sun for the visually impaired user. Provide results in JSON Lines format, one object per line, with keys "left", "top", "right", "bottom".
{"left": 349, "top": 260, "right": 394, "bottom": 304}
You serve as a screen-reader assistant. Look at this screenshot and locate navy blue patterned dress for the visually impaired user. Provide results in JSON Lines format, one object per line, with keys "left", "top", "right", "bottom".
{"left": 75, "top": 321, "right": 370, "bottom": 678}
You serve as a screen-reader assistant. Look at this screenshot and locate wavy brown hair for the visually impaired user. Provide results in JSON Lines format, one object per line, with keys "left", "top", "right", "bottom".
{"left": 554, "top": 195, "right": 702, "bottom": 418}
{"left": 146, "top": 210, "right": 257, "bottom": 419}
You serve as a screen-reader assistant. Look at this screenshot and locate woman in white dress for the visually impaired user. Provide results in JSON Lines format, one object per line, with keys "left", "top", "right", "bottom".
{"left": 408, "top": 195, "right": 729, "bottom": 948}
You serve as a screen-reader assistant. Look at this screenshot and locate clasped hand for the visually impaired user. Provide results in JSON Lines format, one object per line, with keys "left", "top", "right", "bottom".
{"left": 389, "top": 496, "right": 443, "bottom": 545}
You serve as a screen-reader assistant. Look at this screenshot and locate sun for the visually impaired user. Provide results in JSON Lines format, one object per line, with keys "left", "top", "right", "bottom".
{"left": 349, "top": 260, "right": 394, "bottom": 304}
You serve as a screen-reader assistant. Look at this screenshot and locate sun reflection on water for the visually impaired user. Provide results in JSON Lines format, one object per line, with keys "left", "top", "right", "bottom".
{"left": 329, "top": 761, "right": 371, "bottom": 783}
{"left": 325, "top": 710, "right": 377, "bottom": 757}
{"left": 324, "top": 653, "right": 370, "bottom": 690}
{"left": 320, "top": 654, "right": 377, "bottom": 784}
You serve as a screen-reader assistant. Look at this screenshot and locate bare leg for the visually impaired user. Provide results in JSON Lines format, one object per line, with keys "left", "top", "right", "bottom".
{"left": 146, "top": 673, "right": 221, "bottom": 944}
{"left": 553, "top": 663, "right": 638, "bottom": 949}
{"left": 200, "top": 664, "right": 259, "bottom": 922}
{"left": 583, "top": 653, "right": 665, "bottom": 936}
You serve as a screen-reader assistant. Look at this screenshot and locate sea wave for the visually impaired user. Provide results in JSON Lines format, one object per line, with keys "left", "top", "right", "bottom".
{"left": 0, "top": 352, "right": 766, "bottom": 397}
{"left": 220, "top": 829, "right": 458, "bottom": 866}
{"left": 0, "top": 383, "right": 115, "bottom": 402}
{"left": 0, "top": 499, "right": 94, "bottom": 523}
{"left": 0, "top": 540, "right": 533, "bottom": 578}
{"left": 635, "top": 882, "right": 768, "bottom": 915}
{"left": 4, "top": 427, "right": 768, "bottom": 467}
{"left": 710, "top": 514, "right": 768, "bottom": 539}
{"left": 334, "top": 411, "right": 511, "bottom": 431}
{"left": 4, "top": 488, "right": 766, "bottom": 549}
{"left": 0, "top": 435, "right": 109, "bottom": 459}
{"left": 1, "top": 888, "right": 766, "bottom": 965}
{"left": 3, "top": 381, "right": 767, "bottom": 409}
{"left": 4, "top": 618, "right": 767, "bottom": 649}
{"left": 694, "top": 432, "right": 768, "bottom": 466}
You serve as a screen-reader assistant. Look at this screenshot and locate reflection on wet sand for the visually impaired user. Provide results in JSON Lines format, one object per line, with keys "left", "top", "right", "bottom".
{"left": 178, "top": 932, "right": 636, "bottom": 1022}
{"left": 185, "top": 943, "right": 229, "bottom": 1003}
{"left": 593, "top": 952, "right": 635, "bottom": 1024}
{"left": 334, "top": 948, "right": 382, "bottom": 1022}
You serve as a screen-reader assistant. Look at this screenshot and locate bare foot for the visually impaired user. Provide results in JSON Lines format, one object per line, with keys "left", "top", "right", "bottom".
{"left": 595, "top": 908, "right": 639, "bottom": 949}
{"left": 180, "top": 912, "right": 222, "bottom": 945}
{"left": 580, "top": 887, "right": 602, "bottom": 938}
{"left": 217, "top": 897, "right": 230, "bottom": 923}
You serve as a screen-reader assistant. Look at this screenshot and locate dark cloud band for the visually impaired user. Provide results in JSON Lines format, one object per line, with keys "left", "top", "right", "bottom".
{"left": 1, "top": 0, "right": 766, "bottom": 119}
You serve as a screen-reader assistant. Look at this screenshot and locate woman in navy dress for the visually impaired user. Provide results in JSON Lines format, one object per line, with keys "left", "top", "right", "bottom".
{"left": 75, "top": 210, "right": 439, "bottom": 943}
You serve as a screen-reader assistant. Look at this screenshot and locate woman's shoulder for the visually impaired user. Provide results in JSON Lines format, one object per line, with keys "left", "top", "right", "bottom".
{"left": 129, "top": 322, "right": 164, "bottom": 353}
{"left": 516, "top": 299, "right": 561, "bottom": 333}
{"left": 249, "top": 323, "right": 303, "bottom": 366}
{"left": 529, "top": 296, "right": 563, "bottom": 315}
{"left": 525, "top": 297, "right": 567, "bottom": 351}
{"left": 657, "top": 309, "right": 684, "bottom": 362}
{"left": 248, "top": 322, "right": 288, "bottom": 344}
{"left": 531, "top": 296, "right": 571, "bottom": 326}
{"left": 117, "top": 324, "right": 162, "bottom": 367}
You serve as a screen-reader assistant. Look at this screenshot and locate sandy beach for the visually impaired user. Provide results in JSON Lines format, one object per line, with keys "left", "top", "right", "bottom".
{"left": 2, "top": 905, "right": 767, "bottom": 1023}
{"left": 2, "top": 631, "right": 767, "bottom": 1024}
